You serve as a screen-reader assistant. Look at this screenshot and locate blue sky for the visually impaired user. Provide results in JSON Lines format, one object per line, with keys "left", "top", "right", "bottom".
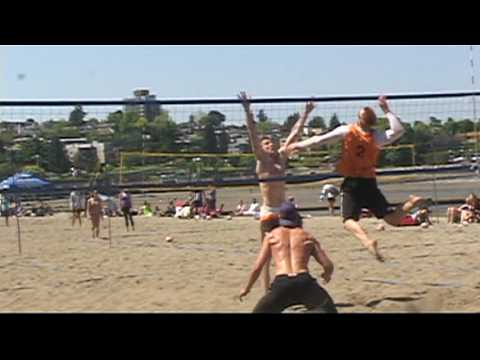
{"left": 0, "top": 45, "right": 477, "bottom": 100}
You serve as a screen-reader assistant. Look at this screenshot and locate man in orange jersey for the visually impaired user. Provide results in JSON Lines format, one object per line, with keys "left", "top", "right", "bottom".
{"left": 239, "top": 91, "right": 316, "bottom": 291}
{"left": 287, "top": 96, "right": 424, "bottom": 262}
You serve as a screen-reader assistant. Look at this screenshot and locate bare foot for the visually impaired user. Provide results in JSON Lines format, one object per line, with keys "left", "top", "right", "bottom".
{"left": 366, "top": 241, "right": 385, "bottom": 262}
{"left": 402, "top": 195, "right": 425, "bottom": 213}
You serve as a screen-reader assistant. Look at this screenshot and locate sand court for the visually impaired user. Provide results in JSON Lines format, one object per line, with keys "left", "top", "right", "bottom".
{"left": 1, "top": 211, "right": 480, "bottom": 313}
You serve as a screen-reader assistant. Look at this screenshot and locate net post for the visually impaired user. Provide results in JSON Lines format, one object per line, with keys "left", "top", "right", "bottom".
{"left": 16, "top": 214, "right": 22, "bottom": 255}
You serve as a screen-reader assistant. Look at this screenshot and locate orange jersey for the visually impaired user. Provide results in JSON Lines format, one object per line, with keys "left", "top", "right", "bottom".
{"left": 336, "top": 124, "right": 380, "bottom": 178}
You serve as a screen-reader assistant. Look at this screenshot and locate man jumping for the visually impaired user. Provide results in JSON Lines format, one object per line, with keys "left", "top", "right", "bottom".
{"left": 287, "top": 96, "right": 424, "bottom": 262}
{"left": 239, "top": 91, "right": 315, "bottom": 291}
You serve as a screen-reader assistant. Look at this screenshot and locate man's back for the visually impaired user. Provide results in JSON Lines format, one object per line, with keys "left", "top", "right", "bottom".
{"left": 266, "top": 227, "right": 318, "bottom": 277}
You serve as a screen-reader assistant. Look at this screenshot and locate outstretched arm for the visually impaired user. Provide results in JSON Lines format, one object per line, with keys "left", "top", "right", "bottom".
{"left": 281, "top": 100, "right": 315, "bottom": 155}
{"left": 286, "top": 125, "right": 348, "bottom": 154}
{"left": 376, "top": 96, "right": 405, "bottom": 147}
{"left": 239, "top": 234, "right": 272, "bottom": 300}
{"left": 311, "top": 237, "right": 334, "bottom": 283}
{"left": 238, "top": 91, "right": 266, "bottom": 161}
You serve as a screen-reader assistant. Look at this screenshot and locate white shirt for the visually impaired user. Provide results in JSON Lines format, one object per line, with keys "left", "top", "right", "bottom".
{"left": 320, "top": 184, "right": 340, "bottom": 200}
{"left": 70, "top": 191, "right": 83, "bottom": 210}
{"left": 248, "top": 203, "right": 260, "bottom": 213}
{"left": 295, "top": 112, "right": 405, "bottom": 150}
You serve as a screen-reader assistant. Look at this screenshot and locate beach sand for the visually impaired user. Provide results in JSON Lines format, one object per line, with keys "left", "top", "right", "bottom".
{"left": 1, "top": 212, "right": 480, "bottom": 313}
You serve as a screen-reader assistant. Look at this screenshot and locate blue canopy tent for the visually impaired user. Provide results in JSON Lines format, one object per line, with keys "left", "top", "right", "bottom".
{"left": 0, "top": 172, "right": 52, "bottom": 192}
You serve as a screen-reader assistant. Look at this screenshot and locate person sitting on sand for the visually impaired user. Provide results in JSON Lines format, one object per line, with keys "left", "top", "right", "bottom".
{"left": 140, "top": 201, "right": 153, "bottom": 217}
{"left": 155, "top": 200, "right": 176, "bottom": 217}
{"left": 447, "top": 193, "right": 480, "bottom": 224}
{"left": 175, "top": 201, "right": 192, "bottom": 219}
{"left": 235, "top": 200, "right": 248, "bottom": 216}
{"left": 206, "top": 203, "right": 225, "bottom": 219}
{"left": 162, "top": 200, "right": 176, "bottom": 217}
{"left": 459, "top": 196, "right": 480, "bottom": 225}
{"left": 191, "top": 190, "right": 205, "bottom": 215}
{"left": 243, "top": 198, "right": 261, "bottom": 217}
{"left": 33, "top": 201, "right": 52, "bottom": 217}
{"left": 239, "top": 201, "right": 337, "bottom": 313}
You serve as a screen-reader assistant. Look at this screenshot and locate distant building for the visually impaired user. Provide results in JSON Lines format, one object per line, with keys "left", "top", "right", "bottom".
{"left": 124, "top": 89, "right": 161, "bottom": 121}
{"left": 0, "top": 120, "right": 38, "bottom": 136}
{"left": 60, "top": 138, "right": 106, "bottom": 164}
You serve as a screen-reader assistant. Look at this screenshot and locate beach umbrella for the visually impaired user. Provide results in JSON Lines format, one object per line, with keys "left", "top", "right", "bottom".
{"left": 0, "top": 172, "right": 51, "bottom": 191}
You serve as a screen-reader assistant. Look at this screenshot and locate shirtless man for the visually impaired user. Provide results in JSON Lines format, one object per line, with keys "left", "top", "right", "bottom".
{"left": 287, "top": 96, "right": 424, "bottom": 262}
{"left": 239, "top": 201, "right": 337, "bottom": 313}
{"left": 239, "top": 91, "right": 315, "bottom": 291}
{"left": 86, "top": 190, "right": 103, "bottom": 239}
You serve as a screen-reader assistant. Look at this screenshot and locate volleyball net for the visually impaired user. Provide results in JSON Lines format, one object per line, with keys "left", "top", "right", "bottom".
{"left": 0, "top": 91, "right": 479, "bottom": 196}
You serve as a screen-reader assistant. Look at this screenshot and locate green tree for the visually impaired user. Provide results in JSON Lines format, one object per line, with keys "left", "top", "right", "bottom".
{"left": 202, "top": 123, "right": 218, "bottom": 153}
{"left": 284, "top": 112, "right": 300, "bottom": 132}
{"left": 398, "top": 123, "right": 415, "bottom": 145}
{"left": 429, "top": 116, "right": 443, "bottom": 130}
{"left": 120, "top": 111, "right": 141, "bottom": 134}
{"left": 0, "top": 130, "right": 15, "bottom": 153}
{"left": 412, "top": 121, "right": 434, "bottom": 164}
{"left": 106, "top": 110, "right": 124, "bottom": 125}
{"left": 68, "top": 105, "right": 87, "bottom": 126}
{"left": 200, "top": 110, "right": 226, "bottom": 127}
{"left": 218, "top": 129, "right": 230, "bottom": 153}
{"left": 19, "top": 138, "right": 46, "bottom": 169}
{"left": 308, "top": 116, "right": 326, "bottom": 130}
{"left": 456, "top": 119, "right": 474, "bottom": 134}
{"left": 86, "top": 118, "right": 99, "bottom": 126}
{"left": 328, "top": 113, "right": 341, "bottom": 130}
{"left": 43, "top": 138, "right": 72, "bottom": 173}
{"left": 443, "top": 118, "right": 458, "bottom": 136}
{"left": 379, "top": 148, "right": 414, "bottom": 167}
{"left": 257, "top": 120, "right": 275, "bottom": 134}
{"left": 257, "top": 109, "right": 269, "bottom": 123}
{"left": 39, "top": 120, "right": 81, "bottom": 139}
{"left": 73, "top": 149, "right": 98, "bottom": 173}
{"left": 147, "top": 112, "right": 179, "bottom": 152}
{"left": 188, "top": 134, "right": 204, "bottom": 152}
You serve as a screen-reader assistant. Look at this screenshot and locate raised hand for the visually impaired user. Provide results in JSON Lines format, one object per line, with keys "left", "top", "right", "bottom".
{"left": 238, "top": 91, "right": 251, "bottom": 114}
{"left": 305, "top": 100, "right": 316, "bottom": 114}
{"left": 378, "top": 95, "right": 390, "bottom": 114}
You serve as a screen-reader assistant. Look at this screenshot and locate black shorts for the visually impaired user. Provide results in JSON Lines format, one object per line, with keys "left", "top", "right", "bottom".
{"left": 252, "top": 273, "right": 337, "bottom": 313}
{"left": 341, "top": 177, "right": 393, "bottom": 221}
